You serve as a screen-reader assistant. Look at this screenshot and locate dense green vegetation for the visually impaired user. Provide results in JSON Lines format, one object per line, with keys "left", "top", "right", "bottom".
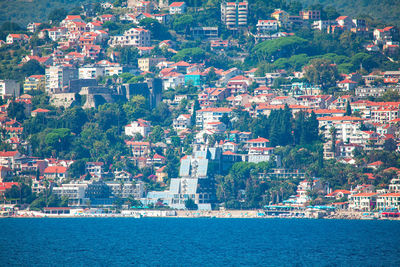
{"left": 0, "top": 0, "right": 102, "bottom": 26}
{"left": 300, "top": 0, "right": 400, "bottom": 26}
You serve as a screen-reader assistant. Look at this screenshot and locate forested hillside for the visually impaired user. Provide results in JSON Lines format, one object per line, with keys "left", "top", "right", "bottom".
{"left": 300, "top": 0, "right": 400, "bottom": 26}
{"left": 0, "top": 0, "right": 101, "bottom": 26}
{"left": 2, "top": 0, "right": 400, "bottom": 27}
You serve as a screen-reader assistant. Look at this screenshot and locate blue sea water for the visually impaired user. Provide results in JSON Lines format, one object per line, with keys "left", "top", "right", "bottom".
{"left": 0, "top": 218, "right": 399, "bottom": 266}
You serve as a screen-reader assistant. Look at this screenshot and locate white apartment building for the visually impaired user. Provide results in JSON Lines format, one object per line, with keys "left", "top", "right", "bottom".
{"left": 106, "top": 181, "right": 145, "bottom": 199}
{"left": 169, "top": 2, "right": 186, "bottom": 14}
{"left": 52, "top": 183, "right": 88, "bottom": 206}
{"left": 173, "top": 114, "right": 191, "bottom": 131}
{"left": 349, "top": 193, "right": 378, "bottom": 211}
{"left": 45, "top": 66, "right": 78, "bottom": 94}
{"left": 125, "top": 119, "right": 152, "bottom": 138}
{"left": 196, "top": 107, "right": 232, "bottom": 129}
{"left": 317, "top": 116, "right": 365, "bottom": 143}
{"left": 257, "top": 20, "right": 278, "bottom": 32}
{"left": 79, "top": 66, "right": 105, "bottom": 79}
{"left": 108, "top": 28, "right": 150, "bottom": 48}
{"left": 0, "top": 80, "right": 20, "bottom": 98}
{"left": 221, "top": 1, "right": 248, "bottom": 29}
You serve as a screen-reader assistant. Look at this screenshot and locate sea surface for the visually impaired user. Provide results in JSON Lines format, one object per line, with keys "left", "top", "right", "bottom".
{"left": 0, "top": 218, "right": 399, "bottom": 266}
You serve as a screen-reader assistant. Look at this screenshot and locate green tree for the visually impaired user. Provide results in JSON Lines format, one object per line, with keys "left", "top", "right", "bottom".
{"left": 7, "top": 102, "right": 25, "bottom": 121}
{"left": 48, "top": 8, "right": 67, "bottom": 24}
{"left": 184, "top": 198, "right": 198, "bottom": 210}
{"left": 21, "top": 60, "right": 45, "bottom": 76}
{"left": 149, "top": 126, "right": 164, "bottom": 143}
{"left": 123, "top": 95, "right": 149, "bottom": 121}
{"left": 304, "top": 58, "right": 340, "bottom": 92}
{"left": 345, "top": 101, "right": 352, "bottom": 116}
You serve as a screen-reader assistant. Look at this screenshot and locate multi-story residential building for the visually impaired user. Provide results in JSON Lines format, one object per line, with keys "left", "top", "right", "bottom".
{"left": 388, "top": 178, "right": 400, "bottom": 193}
{"left": 349, "top": 192, "right": 378, "bottom": 211}
{"left": 125, "top": 119, "right": 152, "bottom": 138}
{"left": 44, "top": 166, "right": 68, "bottom": 181}
{"left": 173, "top": 114, "right": 192, "bottom": 131}
{"left": 191, "top": 27, "right": 219, "bottom": 39}
{"left": 86, "top": 162, "right": 104, "bottom": 179}
{"left": 78, "top": 66, "right": 105, "bottom": 79}
{"left": 27, "top": 22, "right": 41, "bottom": 33}
{"left": 169, "top": 2, "right": 186, "bottom": 14}
{"left": 0, "top": 80, "right": 20, "bottom": 98}
{"left": 6, "top": 34, "right": 29, "bottom": 44}
{"left": 317, "top": 116, "right": 365, "bottom": 143}
{"left": 108, "top": 28, "right": 150, "bottom": 48}
{"left": 0, "top": 151, "right": 21, "bottom": 169}
{"left": 257, "top": 20, "right": 278, "bottom": 33}
{"left": 106, "top": 181, "right": 145, "bottom": 199}
{"left": 45, "top": 66, "right": 78, "bottom": 94}
{"left": 221, "top": 1, "right": 248, "bottom": 30}
{"left": 377, "top": 193, "right": 400, "bottom": 211}
{"left": 299, "top": 10, "right": 320, "bottom": 20}
{"left": 271, "top": 9, "right": 289, "bottom": 27}
{"left": 373, "top": 26, "right": 397, "bottom": 44}
{"left": 370, "top": 106, "right": 400, "bottom": 124}
{"left": 113, "top": 170, "right": 133, "bottom": 183}
{"left": 52, "top": 183, "right": 88, "bottom": 206}
{"left": 46, "top": 27, "right": 68, "bottom": 41}
{"left": 355, "top": 86, "right": 387, "bottom": 98}
{"left": 196, "top": 107, "right": 232, "bottom": 129}
{"left": 162, "top": 72, "right": 185, "bottom": 89}
{"left": 23, "top": 75, "right": 45, "bottom": 92}
{"left": 312, "top": 20, "right": 333, "bottom": 31}
{"left": 138, "top": 57, "right": 165, "bottom": 72}
{"left": 126, "top": 141, "right": 150, "bottom": 157}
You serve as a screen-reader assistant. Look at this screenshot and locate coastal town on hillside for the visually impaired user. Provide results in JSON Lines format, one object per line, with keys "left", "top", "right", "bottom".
{"left": 1, "top": 0, "right": 400, "bottom": 219}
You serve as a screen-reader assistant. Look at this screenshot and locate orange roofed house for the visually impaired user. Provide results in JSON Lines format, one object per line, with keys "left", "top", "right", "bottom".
{"left": 44, "top": 166, "right": 68, "bottom": 181}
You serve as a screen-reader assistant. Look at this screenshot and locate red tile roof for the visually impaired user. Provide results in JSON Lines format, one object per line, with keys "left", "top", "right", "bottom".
{"left": 44, "top": 166, "right": 67, "bottom": 174}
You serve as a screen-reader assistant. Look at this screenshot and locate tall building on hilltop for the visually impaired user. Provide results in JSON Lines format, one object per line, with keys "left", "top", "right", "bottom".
{"left": 45, "top": 66, "right": 78, "bottom": 94}
{"left": 221, "top": 1, "right": 248, "bottom": 30}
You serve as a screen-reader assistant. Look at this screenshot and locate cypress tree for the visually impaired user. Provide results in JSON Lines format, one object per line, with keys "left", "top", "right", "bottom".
{"left": 345, "top": 101, "right": 352, "bottom": 116}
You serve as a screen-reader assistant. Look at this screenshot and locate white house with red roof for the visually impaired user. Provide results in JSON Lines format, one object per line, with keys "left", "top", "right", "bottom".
{"left": 367, "top": 161, "right": 384, "bottom": 170}
{"left": 125, "top": 119, "right": 152, "bottom": 138}
{"left": 126, "top": 141, "right": 150, "bottom": 157}
{"left": 45, "top": 27, "right": 68, "bottom": 41}
{"left": 31, "top": 108, "right": 50, "bottom": 117}
{"left": 6, "top": 34, "right": 29, "bottom": 44}
{"left": 370, "top": 106, "right": 400, "bottom": 124}
{"left": 246, "top": 137, "right": 270, "bottom": 149}
{"left": 373, "top": 26, "right": 397, "bottom": 44}
{"left": 226, "top": 75, "right": 250, "bottom": 95}
{"left": 326, "top": 189, "right": 351, "bottom": 200}
{"left": 337, "top": 79, "right": 358, "bottom": 91}
{"left": 256, "top": 20, "right": 278, "bottom": 33}
{"left": 44, "top": 166, "right": 68, "bottom": 181}
{"left": 221, "top": 141, "right": 239, "bottom": 153}
{"left": 205, "top": 121, "right": 226, "bottom": 133}
{"left": 173, "top": 114, "right": 191, "bottom": 131}
{"left": 169, "top": 2, "right": 186, "bottom": 14}
{"left": 109, "top": 27, "right": 150, "bottom": 48}
{"left": 0, "top": 151, "right": 21, "bottom": 169}
{"left": 61, "top": 15, "right": 84, "bottom": 26}
{"left": 163, "top": 72, "right": 185, "bottom": 89}
{"left": 336, "top": 16, "right": 353, "bottom": 30}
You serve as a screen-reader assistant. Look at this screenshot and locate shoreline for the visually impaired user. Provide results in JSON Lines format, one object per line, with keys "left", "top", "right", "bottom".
{"left": 6, "top": 209, "right": 400, "bottom": 220}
